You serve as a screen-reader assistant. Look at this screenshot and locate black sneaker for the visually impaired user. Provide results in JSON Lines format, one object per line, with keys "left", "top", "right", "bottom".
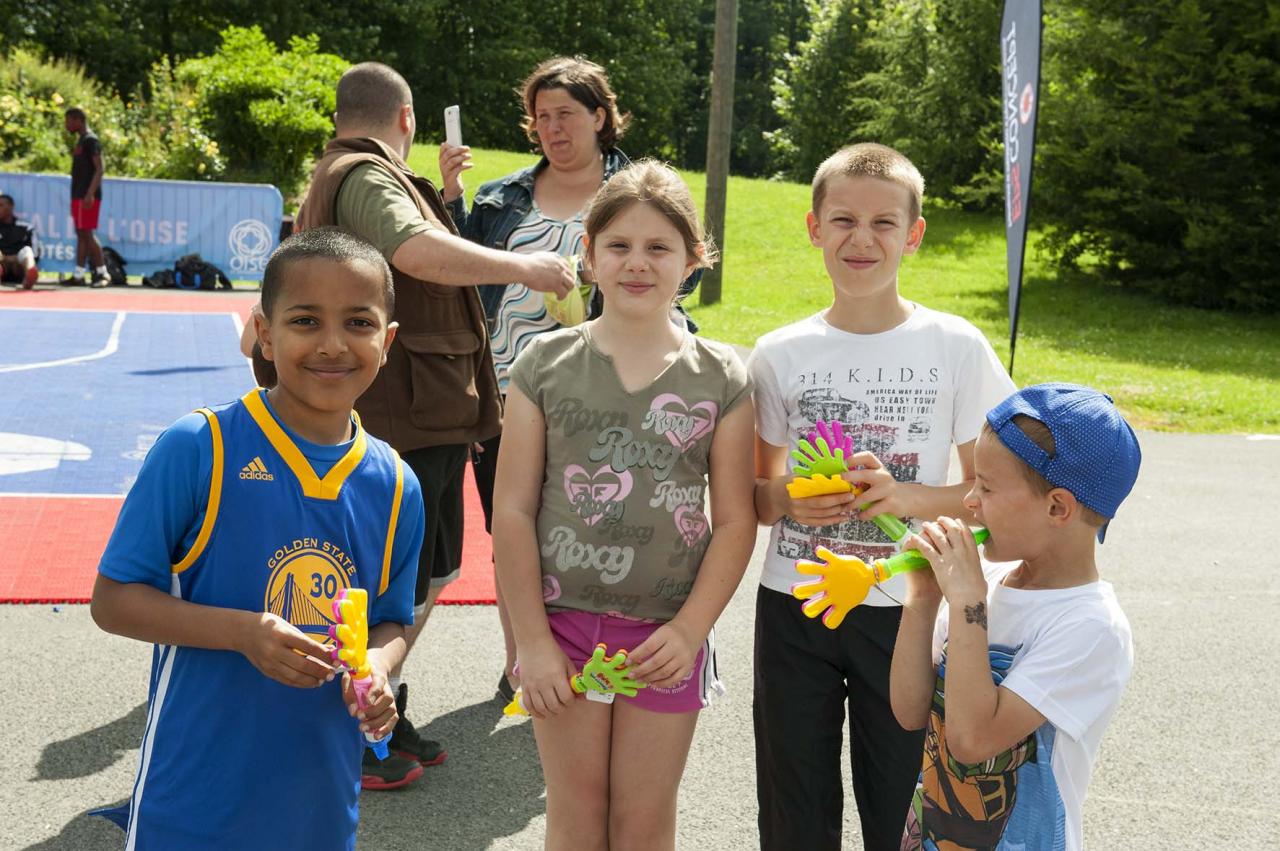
{"left": 392, "top": 684, "right": 447, "bottom": 766}
{"left": 496, "top": 672, "right": 517, "bottom": 704}
{"left": 360, "top": 748, "right": 423, "bottom": 791}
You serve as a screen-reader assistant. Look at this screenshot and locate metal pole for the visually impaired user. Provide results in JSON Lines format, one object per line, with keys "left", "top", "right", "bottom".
{"left": 700, "top": 0, "right": 739, "bottom": 306}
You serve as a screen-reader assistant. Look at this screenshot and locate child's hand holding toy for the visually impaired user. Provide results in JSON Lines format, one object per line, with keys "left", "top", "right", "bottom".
{"left": 630, "top": 620, "right": 700, "bottom": 689}
{"left": 903, "top": 518, "right": 987, "bottom": 606}
{"left": 239, "top": 612, "right": 335, "bottom": 689}
{"left": 841, "top": 450, "right": 914, "bottom": 522}
{"left": 790, "top": 507, "right": 989, "bottom": 628}
{"left": 509, "top": 636, "right": 582, "bottom": 719}
{"left": 330, "top": 589, "right": 394, "bottom": 758}
{"left": 505, "top": 643, "right": 647, "bottom": 718}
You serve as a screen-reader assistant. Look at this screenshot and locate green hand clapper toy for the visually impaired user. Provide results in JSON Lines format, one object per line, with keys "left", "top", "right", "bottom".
{"left": 504, "top": 643, "right": 646, "bottom": 716}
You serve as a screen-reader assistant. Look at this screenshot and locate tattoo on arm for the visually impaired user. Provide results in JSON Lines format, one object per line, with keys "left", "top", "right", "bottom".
{"left": 963, "top": 601, "right": 988, "bottom": 630}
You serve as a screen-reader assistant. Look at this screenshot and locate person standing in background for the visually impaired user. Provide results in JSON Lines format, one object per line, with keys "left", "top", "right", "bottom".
{"left": 288, "top": 61, "right": 575, "bottom": 790}
{"left": 64, "top": 107, "right": 108, "bottom": 287}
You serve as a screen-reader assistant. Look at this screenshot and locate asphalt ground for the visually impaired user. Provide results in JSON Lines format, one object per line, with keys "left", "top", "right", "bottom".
{"left": 5, "top": 432, "right": 1279, "bottom": 850}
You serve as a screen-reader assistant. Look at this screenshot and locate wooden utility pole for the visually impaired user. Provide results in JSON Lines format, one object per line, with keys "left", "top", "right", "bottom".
{"left": 700, "top": 0, "right": 739, "bottom": 306}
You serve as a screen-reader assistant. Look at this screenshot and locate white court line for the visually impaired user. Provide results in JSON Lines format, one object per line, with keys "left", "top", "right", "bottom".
{"left": 229, "top": 311, "right": 259, "bottom": 382}
{"left": 0, "top": 305, "right": 248, "bottom": 316}
{"left": 0, "top": 492, "right": 122, "bottom": 499}
{"left": 0, "top": 311, "right": 126, "bottom": 373}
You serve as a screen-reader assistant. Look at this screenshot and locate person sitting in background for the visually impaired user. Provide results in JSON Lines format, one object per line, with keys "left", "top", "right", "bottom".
{"left": 0, "top": 194, "right": 40, "bottom": 290}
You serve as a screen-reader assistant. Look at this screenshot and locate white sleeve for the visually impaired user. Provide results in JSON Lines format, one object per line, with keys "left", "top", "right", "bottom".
{"left": 748, "top": 346, "right": 789, "bottom": 448}
{"left": 951, "top": 329, "right": 1017, "bottom": 445}
{"left": 999, "top": 618, "right": 1132, "bottom": 742}
{"left": 931, "top": 603, "right": 949, "bottom": 666}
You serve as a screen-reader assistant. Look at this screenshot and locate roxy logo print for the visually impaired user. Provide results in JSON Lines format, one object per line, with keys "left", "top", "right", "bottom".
{"left": 649, "top": 480, "right": 705, "bottom": 512}
{"left": 564, "top": 465, "right": 633, "bottom": 526}
{"left": 674, "top": 505, "right": 709, "bottom": 547}
{"left": 542, "top": 526, "right": 634, "bottom": 584}
{"left": 547, "top": 397, "right": 627, "bottom": 438}
{"left": 588, "top": 427, "right": 680, "bottom": 482}
{"left": 644, "top": 394, "right": 718, "bottom": 450}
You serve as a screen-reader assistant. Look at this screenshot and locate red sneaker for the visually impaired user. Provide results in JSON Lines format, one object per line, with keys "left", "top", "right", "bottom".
{"left": 360, "top": 749, "right": 424, "bottom": 791}
{"left": 23, "top": 266, "right": 37, "bottom": 290}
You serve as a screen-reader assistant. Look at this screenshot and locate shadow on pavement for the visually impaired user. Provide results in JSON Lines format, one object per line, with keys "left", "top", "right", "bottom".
{"left": 128, "top": 365, "right": 240, "bottom": 376}
{"left": 358, "top": 697, "right": 545, "bottom": 850}
{"left": 24, "top": 801, "right": 128, "bottom": 851}
{"left": 35, "top": 702, "right": 145, "bottom": 782}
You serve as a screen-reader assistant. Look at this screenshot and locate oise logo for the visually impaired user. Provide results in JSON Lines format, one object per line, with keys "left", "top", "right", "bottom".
{"left": 263, "top": 539, "right": 357, "bottom": 639}
{"left": 228, "top": 218, "right": 273, "bottom": 275}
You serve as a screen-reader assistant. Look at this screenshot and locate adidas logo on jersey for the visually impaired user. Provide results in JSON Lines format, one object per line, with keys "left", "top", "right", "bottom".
{"left": 239, "top": 457, "right": 275, "bottom": 481}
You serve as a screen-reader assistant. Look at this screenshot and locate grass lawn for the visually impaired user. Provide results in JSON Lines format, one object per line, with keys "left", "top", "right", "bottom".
{"left": 407, "top": 145, "right": 1279, "bottom": 434}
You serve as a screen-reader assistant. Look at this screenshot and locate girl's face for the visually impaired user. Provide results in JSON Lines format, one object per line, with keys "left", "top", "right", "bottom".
{"left": 588, "top": 202, "right": 698, "bottom": 321}
{"left": 534, "top": 87, "right": 605, "bottom": 170}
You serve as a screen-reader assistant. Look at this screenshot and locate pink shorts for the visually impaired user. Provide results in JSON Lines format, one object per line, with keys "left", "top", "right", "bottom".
{"left": 541, "top": 609, "right": 724, "bottom": 714}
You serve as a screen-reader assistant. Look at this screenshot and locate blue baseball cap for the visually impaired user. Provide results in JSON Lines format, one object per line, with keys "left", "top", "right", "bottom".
{"left": 986, "top": 383, "right": 1141, "bottom": 542}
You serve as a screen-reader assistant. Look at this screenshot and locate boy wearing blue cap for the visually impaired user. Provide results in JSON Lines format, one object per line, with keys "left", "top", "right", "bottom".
{"left": 891, "top": 383, "right": 1141, "bottom": 851}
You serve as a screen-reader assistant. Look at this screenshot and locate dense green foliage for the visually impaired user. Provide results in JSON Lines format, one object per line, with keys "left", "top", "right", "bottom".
{"left": 0, "top": 48, "right": 220, "bottom": 181}
{"left": 1036, "top": 0, "right": 1280, "bottom": 310}
{"left": 0, "top": 28, "right": 343, "bottom": 194}
{"left": 3, "top": 0, "right": 1275, "bottom": 310}
{"left": 175, "top": 27, "right": 347, "bottom": 194}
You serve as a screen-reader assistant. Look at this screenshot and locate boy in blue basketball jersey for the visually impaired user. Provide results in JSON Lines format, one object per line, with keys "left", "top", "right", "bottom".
{"left": 91, "top": 228, "right": 427, "bottom": 849}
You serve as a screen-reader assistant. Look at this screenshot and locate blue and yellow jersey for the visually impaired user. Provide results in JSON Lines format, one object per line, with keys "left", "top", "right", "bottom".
{"left": 97, "top": 389, "right": 424, "bottom": 850}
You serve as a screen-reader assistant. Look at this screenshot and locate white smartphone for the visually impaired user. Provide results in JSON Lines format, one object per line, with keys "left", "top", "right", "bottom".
{"left": 444, "top": 105, "right": 462, "bottom": 147}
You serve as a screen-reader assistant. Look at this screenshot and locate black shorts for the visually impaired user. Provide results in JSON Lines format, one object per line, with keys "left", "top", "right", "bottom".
{"left": 469, "top": 433, "right": 501, "bottom": 534}
{"left": 400, "top": 443, "right": 469, "bottom": 606}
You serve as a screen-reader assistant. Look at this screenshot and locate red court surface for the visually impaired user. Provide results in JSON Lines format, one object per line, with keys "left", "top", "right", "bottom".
{"left": 0, "top": 285, "right": 497, "bottom": 605}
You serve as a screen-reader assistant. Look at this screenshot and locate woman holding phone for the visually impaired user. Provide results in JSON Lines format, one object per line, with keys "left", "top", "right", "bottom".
{"left": 441, "top": 56, "right": 697, "bottom": 703}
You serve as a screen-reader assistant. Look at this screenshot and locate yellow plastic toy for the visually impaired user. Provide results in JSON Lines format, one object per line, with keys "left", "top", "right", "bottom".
{"left": 791, "top": 529, "right": 991, "bottom": 628}
{"left": 786, "top": 473, "right": 853, "bottom": 499}
{"left": 542, "top": 255, "right": 593, "bottom": 327}
{"left": 329, "top": 588, "right": 390, "bottom": 758}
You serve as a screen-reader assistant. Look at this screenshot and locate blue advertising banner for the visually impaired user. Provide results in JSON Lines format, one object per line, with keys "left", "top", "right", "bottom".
{"left": 0, "top": 173, "right": 282, "bottom": 281}
{"left": 1001, "top": 0, "right": 1042, "bottom": 376}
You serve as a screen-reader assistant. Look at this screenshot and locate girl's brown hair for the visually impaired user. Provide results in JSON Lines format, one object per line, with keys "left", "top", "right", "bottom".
{"left": 520, "top": 56, "right": 630, "bottom": 150}
{"left": 584, "top": 160, "right": 718, "bottom": 271}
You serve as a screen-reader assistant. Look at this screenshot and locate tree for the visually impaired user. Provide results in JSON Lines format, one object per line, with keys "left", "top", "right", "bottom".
{"left": 768, "top": 0, "right": 883, "bottom": 181}
{"left": 1035, "top": 0, "right": 1280, "bottom": 310}
{"left": 177, "top": 26, "right": 348, "bottom": 195}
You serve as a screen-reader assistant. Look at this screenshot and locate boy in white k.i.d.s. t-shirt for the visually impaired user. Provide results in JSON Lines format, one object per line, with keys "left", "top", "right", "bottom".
{"left": 749, "top": 142, "right": 1015, "bottom": 850}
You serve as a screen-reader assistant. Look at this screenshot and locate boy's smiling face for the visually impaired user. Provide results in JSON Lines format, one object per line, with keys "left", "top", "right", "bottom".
{"left": 807, "top": 175, "right": 925, "bottom": 307}
{"left": 256, "top": 258, "right": 396, "bottom": 440}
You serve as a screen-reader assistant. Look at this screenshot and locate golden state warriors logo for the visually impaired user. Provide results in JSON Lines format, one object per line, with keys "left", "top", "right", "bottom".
{"left": 263, "top": 538, "right": 359, "bottom": 639}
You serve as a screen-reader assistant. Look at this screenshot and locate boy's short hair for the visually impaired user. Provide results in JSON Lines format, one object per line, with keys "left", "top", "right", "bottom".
{"left": 261, "top": 228, "right": 394, "bottom": 320}
{"left": 985, "top": 383, "right": 1142, "bottom": 542}
{"left": 811, "top": 143, "right": 924, "bottom": 221}
{"left": 0, "top": 193, "right": 14, "bottom": 206}
{"left": 336, "top": 63, "right": 412, "bottom": 130}
{"left": 64, "top": 107, "right": 87, "bottom": 122}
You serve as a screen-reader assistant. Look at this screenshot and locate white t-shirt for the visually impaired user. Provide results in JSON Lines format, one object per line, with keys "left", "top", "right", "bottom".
{"left": 911, "top": 576, "right": 1133, "bottom": 851}
{"left": 749, "top": 306, "right": 1016, "bottom": 604}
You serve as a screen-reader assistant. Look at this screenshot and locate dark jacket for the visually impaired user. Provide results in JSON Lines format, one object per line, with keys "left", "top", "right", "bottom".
{"left": 445, "top": 149, "right": 699, "bottom": 329}
{"left": 292, "top": 137, "right": 502, "bottom": 451}
{"left": 0, "top": 217, "right": 38, "bottom": 258}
